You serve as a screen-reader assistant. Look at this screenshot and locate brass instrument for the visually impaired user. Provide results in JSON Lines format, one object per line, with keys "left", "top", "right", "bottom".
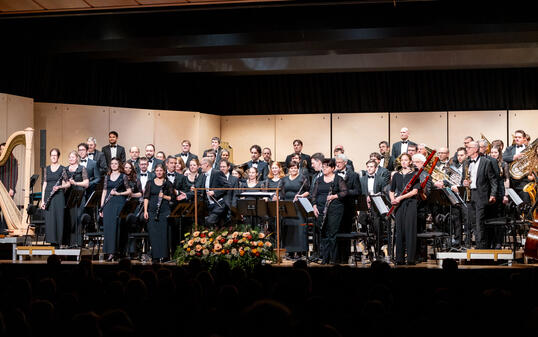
{"left": 480, "top": 133, "right": 492, "bottom": 154}
{"left": 509, "top": 138, "right": 538, "bottom": 180}
{"left": 445, "top": 165, "right": 462, "bottom": 186}
{"left": 524, "top": 181, "right": 537, "bottom": 219}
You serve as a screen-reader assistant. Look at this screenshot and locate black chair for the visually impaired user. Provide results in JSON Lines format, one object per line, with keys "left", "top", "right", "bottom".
{"left": 335, "top": 231, "right": 373, "bottom": 266}
{"left": 82, "top": 213, "right": 104, "bottom": 259}
{"left": 416, "top": 231, "right": 450, "bottom": 258}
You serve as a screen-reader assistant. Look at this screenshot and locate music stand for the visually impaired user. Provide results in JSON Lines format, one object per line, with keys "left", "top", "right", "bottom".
{"left": 268, "top": 201, "right": 297, "bottom": 218}
{"left": 171, "top": 202, "right": 195, "bottom": 218}
{"left": 296, "top": 197, "right": 314, "bottom": 218}
{"left": 370, "top": 194, "right": 390, "bottom": 259}
{"left": 237, "top": 199, "right": 268, "bottom": 228}
{"left": 66, "top": 189, "right": 85, "bottom": 209}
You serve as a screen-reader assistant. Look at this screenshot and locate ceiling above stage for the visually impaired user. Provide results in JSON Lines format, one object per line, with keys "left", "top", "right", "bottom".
{"left": 1, "top": 0, "right": 538, "bottom": 76}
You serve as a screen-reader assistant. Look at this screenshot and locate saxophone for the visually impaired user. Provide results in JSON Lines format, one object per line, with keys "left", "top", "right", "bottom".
{"left": 464, "top": 161, "right": 471, "bottom": 202}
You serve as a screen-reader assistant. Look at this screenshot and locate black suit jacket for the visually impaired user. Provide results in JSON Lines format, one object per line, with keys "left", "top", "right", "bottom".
{"left": 502, "top": 144, "right": 523, "bottom": 163}
{"left": 200, "top": 169, "right": 229, "bottom": 203}
{"left": 285, "top": 153, "right": 312, "bottom": 174}
{"left": 83, "top": 158, "right": 101, "bottom": 198}
{"left": 88, "top": 150, "right": 107, "bottom": 175}
{"left": 166, "top": 172, "right": 184, "bottom": 191}
{"left": 225, "top": 174, "right": 240, "bottom": 208}
{"left": 337, "top": 170, "right": 361, "bottom": 197}
{"left": 203, "top": 147, "right": 222, "bottom": 168}
{"left": 461, "top": 155, "right": 498, "bottom": 205}
{"left": 381, "top": 155, "right": 394, "bottom": 171}
{"left": 391, "top": 140, "right": 417, "bottom": 160}
{"left": 247, "top": 160, "right": 269, "bottom": 181}
{"left": 376, "top": 166, "right": 391, "bottom": 186}
{"left": 360, "top": 173, "right": 387, "bottom": 196}
{"left": 175, "top": 152, "right": 198, "bottom": 168}
{"left": 102, "top": 144, "right": 126, "bottom": 165}
{"left": 137, "top": 171, "right": 155, "bottom": 192}
{"left": 146, "top": 157, "right": 163, "bottom": 172}
{"left": 127, "top": 158, "right": 139, "bottom": 172}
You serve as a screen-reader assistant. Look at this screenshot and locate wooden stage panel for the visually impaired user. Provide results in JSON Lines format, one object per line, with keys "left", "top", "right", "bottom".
{"left": 275, "top": 114, "right": 330, "bottom": 162}
{"left": 110, "top": 107, "right": 155, "bottom": 156}
{"left": 390, "top": 111, "right": 447, "bottom": 151}
{"left": 448, "top": 110, "right": 507, "bottom": 154}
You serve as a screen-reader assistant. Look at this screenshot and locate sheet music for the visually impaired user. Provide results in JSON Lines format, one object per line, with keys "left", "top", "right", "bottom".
{"left": 297, "top": 197, "right": 314, "bottom": 213}
{"left": 507, "top": 188, "right": 524, "bottom": 206}
{"left": 371, "top": 195, "right": 389, "bottom": 215}
{"left": 239, "top": 192, "right": 275, "bottom": 197}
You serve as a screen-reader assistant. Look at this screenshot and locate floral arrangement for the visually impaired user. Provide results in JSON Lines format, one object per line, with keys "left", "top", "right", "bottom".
{"left": 175, "top": 226, "right": 277, "bottom": 269}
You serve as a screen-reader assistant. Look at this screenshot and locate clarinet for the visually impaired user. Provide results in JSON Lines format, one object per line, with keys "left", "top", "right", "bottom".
{"left": 135, "top": 197, "right": 145, "bottom": 218}
{"left": 44, "top": 169, "right": 65, "bottom": 210}
{"left": 320, "top": 181, "right": 334, "bottom": 231}
{"left": 154, "top": 184, "right": 165, "bottom": 221}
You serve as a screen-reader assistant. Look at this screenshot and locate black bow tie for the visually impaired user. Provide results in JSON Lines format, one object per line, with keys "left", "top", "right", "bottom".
{"left": 516, "top": 145, "right": 523, "bottom": 148}
{"left": 401, "top": 141, "right": 408, "bottom": 144}
{"left": 148, "top": 159, "right": 153, "bottom": 163}
{"left": 110, "top": 145, "right": 116, "bottom": 148}
{"left": 368, "top": 175, "right": 375, "bottom": 179}
{"left": 167, "top": 173, "right": 174, "bottom": 177}
{"left": 470, "top": 159, "right": 477, "bottom": 163}
{"left": 88, "top": 153, "right": 94, "bottom": 157}
{"left": 252, "top": 161, "right": 258, "bottom": 164}
{"left": 140, "top": 173, "right": 147, "bottom": 177}
{"left": 80, "top": 159, "right": 87, "bottom": 163}
{"left": 182, "top": 153, "right": 188, "bottom": 156}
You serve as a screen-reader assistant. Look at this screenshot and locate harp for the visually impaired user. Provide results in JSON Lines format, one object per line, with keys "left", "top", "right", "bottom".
{"left": 0, "top": 128, "right": 34, "bottom": 236}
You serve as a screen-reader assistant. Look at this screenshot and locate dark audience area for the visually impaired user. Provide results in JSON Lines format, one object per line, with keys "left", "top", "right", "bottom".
{"left": 0, "top": 258, "right": 535, "bottom": 337}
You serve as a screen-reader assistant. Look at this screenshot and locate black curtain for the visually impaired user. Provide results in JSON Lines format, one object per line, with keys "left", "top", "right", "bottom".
{"left": 1, "top": 54, "right": 538, "bottom": 115}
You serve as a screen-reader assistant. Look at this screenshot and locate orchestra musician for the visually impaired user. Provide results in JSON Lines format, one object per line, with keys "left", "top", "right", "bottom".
{"left": 333, "top": 145, "right": 354, "bottom": 172}
{"left": 203, "top": 137, "right": 223, "bottom": 168}
{"left": 378, "top": 141, "right": 394, "bottom": 171}
{"left": 137, "top": 157, "right": 154, "bottom": 192}
{"left": 144, "top": 144, "right": 163, "bottom": 172}
{"left": 65, "top": 150, "right": 89, "bottom": 248}
{"left": 309, "top": 152, "right": 325, "bottom": 257}
{"left": 102, "top": 131, "right": 126, "bottom": 165}
{"left": 503, "top": 130, "right": 531, "bottom": 203}
{"left": 335, "top": 153, "right": 360, "bottom": 263}
{"left": 143, "top": 163, "right": 174, "bottom": 263}
{"left": 391, "top": 127, "right": 417, "bottom": 161}
{"left": 311, "top": 158, "right": 348, "bottom": 264}
{"left": 165, "top": 156, "right": 185, "bottom": 249}
{"left": 175, "top": 140, "right": 198, "bottom": 169}
{"left": 246, "top": 145, "right": 269, "bottom": 181}
{"left": 174, "top": 157, "right": 186, "bottom": 175}
{"left": 156, "top": 151, "right": 166, "bottom": 162}
{"left": 87, "top": 137, "right": 107, "bottom": 175}
{"left": 281, "top": 161, "right": 310, "bottom": 259}
{"left": 77, "top": 143, "right": 101, "bottom": 205}
{"left": 199, "top": 157, "right": 229, "bottom": 227}
{"left": 220, "top": 159, "right": 239, "bottom": 211}
{"left": 285, "top": 139, "right": 312, "bottom": 175}
{"left": 446, "top": 147, "right": 467, "bottom": 248}
{"left": 369, "top": 153, "right": 391, "bottom": 185}
{"left": 182, "top": 158, "right": 202, "bottom": 200}
{"left": 122, "top": 161, "right": 143, "bottom": 258}
{"left": 411, "top": 154, "right": 432, "bottom": 262}
{"left": 488, "top": 146, "right": 510, "bottom": 249}
{"left": 40, "top": 148, "right": 70, "bottom": 247}
{"left": 128, "top": 146, "right": 140, "bottom": 171}
{"left": 460, "top": 141, "right": 497, "bottom": 249}
{"left": 100, "top": 158, "right": 131, "bottom": 261}
{"left": 390, "top": 153, "right": 419, "bottom": 265}
{"left": 262, "top": 147, "right": 273, "bottom": 166}
{"left": 220, "top": 149, "right": 232, "bottom": 167}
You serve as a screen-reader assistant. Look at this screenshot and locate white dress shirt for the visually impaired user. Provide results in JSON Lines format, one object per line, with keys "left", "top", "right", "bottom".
{"left": 139, "top": 171, "right": 149, "bottom": 191}
{"left": 367, "top": 174, "right": 375, "bottom": 194}
{"left": 400, "top": 141, "right": 409, "bottom": 155}
{"left": 110, "top": 145, "right": 117, "bottom": 159}
{"left": 205, "top": 168, "right": 213, "bottom": 204}
{"left": 469, "top": 156, "right": 480, "bottom": 189}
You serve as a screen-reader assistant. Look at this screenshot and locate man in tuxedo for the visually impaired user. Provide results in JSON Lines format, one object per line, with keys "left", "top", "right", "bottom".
{"left": 452, "top": 136, "right": 474, "bottom": 163}
{"left": 200, "top": 157, "right": 229, "bottom": 227}
{"left": 87, "top": 137, "right": 107, "bottom": 175}
{"left": 333, "top": 145, "right": 354, "bottom": 172}
{"left": 285, "top": 139, "right": 312, "bottom": 174}
{"left": 503, "top": 129, "right": 531, "bottom": 203}
{"left": 220, "top": 159, "right": 239, "bottom": 210}
{"left": 102, "top": 131, "right": 126, "bottom": 165}
{"left": 247, "top": 145, "right": 269, "bottom": 181}
{"left": 203, "top": 137, "right": 223, "bottom": 169}
{"left": 458, "top": 141, "right": 497, "bottom": 249}
{"left": 77, "top": 143, "right": 101, "bottom": 200}
{"left": 369, "top": 153, "right": 391, "bottom": 186}
{"left": 137, "top": 157, "right": 154, "bottom": 193}
{"left": 335, "top": 154, "right": 361, "bottom": 263}
{"left": 378, "top": 141, "right": 394, "bottom": 171}
{"left": 359, "top": 159, "right": 389, "bottom": 257}
{"left": 144, "top": 144, "right": 163, "bottom": 172}
{"left": 128, "top": 146, "right": 140, "bottom": 172}
{"left": 165, "top": 156, "right": 184, "bottom": 195}
{"left": 176, "top": 139, "right": 198, "bottom": 169}
{"left": 262, "top": 147, "right": 273, "bottom": 166}
{"left": 391, "top": 127, "right": 417, "bottom": 160}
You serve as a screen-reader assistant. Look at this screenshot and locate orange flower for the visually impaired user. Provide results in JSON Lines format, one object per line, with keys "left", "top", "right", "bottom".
{"left": 195, "top": 244, "right": 202, "bottom": 252}
{"left": 193, "top": 231, "right": 200, "bottom": 237}
{"left": 186, "top": 248, "right": 191, "bottom": 252}
{"left": 258, "top": 233, "right": 265, "bottom": 239}
{"left": 221, "top": 250, "right": 226, "bottom": 255}
{"left": 258, "top": 241, "right": 264, "bottom": 247}
{"left": 240, "top": 250, "right": 245, "bottom": 256}
{"left": 252, "top": 248, "right": 257, "bottom": 254}
{"left": 265, "top": 242, "right": 272, "bottom": 247}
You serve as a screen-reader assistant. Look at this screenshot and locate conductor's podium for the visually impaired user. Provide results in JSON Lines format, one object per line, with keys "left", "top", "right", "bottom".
{"left": 436, "top": 249, "right": 515, "bottom": 265}
{"left": 16, "top": 246, "right": 82, "bottom": 261}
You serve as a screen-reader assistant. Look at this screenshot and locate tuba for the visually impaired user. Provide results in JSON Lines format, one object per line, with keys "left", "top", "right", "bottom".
{"left": 509, "top": 138, "right": 538, "bottom": 180}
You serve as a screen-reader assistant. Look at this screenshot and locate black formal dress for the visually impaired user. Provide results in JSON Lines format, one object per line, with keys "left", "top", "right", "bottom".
{"left": 66, "top": 165, "right": 88, "bottom": 247}
{"left": 44, "top": 166, "right": 68, "bottom": 246}
{"left": 102, "top": 173, "right": 129, "bottom": 255}
{"left": 311, "top": 174, "right": 348, "bottom": 264}
{"left": 125, "top": 177, "right": 144, "bottom": 256}
{"left": 144, "top": 179, "right": 175, "bottom": 260}
{"left": 391, "top": 170, "right": 419, "bottom": 264}
{"left": 281, "top": 174, "right": 310, "bottom": 253}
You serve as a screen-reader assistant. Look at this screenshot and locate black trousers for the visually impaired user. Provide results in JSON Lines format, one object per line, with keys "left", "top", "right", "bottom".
{"left": 206, "top": 201, "right": 227, "bottom": 226}
{"left": 395, "top": 198, "right": 417, "bottom": 264}
{"left": 451, "top": 205, "right": 464, "bottom": 245}
{"left": 320, "top": 202, "right": 344, "bottom": 264}
{"left": 467, "top": 191, "right": 487, "bottom": 249}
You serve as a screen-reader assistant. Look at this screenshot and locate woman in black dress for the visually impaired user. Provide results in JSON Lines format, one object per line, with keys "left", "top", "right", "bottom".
{"left": 143, "top": 163, "right": 175, "bottom": 262}
{"left": 40, "top": 148, "right": 70, "bottom": 247}
{"left": 123, "top": 162, "right": 144, "bottom": 257}
{"left": 240, "top": 167, "right": 263, "bottom": 190}
{"left": 66, "top": 150, "right": 89, "bottom": 247}
{"left": 311, "top": 158, "right": 348, "bottom": 264}
{"left": 281, "top": 161, "right": 310, "bottom": 258}
{"left": 100, "top": 158, "right": 131, "bottom": 261}
{"left": 390, "top": 153, "right": 419, "bottom": 265}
